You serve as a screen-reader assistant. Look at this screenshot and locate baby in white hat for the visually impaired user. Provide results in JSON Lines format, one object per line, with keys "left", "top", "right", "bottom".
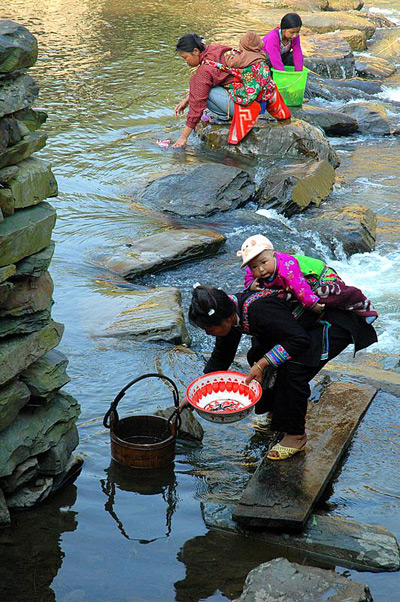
{"left": 237, "top": 234, "right": 378, "bottom": 322}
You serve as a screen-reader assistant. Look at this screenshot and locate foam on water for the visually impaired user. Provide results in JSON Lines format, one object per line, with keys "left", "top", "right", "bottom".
{"left": 368, "top": 6, "right": 400, "bottom": 25}
{"left": 379, "top": 85, "right": 400, "bottom": 103}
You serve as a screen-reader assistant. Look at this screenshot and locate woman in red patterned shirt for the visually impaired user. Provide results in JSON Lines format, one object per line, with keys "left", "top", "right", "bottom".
{"left": 173, "top": 33, "right": 235, "bottom": 148}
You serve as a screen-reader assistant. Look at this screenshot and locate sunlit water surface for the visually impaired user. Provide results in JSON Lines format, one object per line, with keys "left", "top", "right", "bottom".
{"left": 0, "top": 0, "right": 399, "bottom": 600}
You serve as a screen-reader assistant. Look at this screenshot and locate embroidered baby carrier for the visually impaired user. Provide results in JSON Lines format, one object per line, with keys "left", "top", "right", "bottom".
{"left": 203, "top": 59, "right": 290, "bottom": 144}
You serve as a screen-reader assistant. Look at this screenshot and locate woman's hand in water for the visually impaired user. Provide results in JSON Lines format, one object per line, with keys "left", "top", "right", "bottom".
{"left": 175, "top": 95, "right": 189, "bottom": 117}
{"left": 172, "top": 125, "right": 192, "bottom": 148}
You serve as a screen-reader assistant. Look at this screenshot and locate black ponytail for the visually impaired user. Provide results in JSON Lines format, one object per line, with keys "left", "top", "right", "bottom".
{"left": 176, "top": 33, "right": 206, "bottom": 53}
{"left": 189, "top": 285, "right": 236, "bottom": 329}
{"left": 280, "top": 13, "right": 302, "bottom": 29}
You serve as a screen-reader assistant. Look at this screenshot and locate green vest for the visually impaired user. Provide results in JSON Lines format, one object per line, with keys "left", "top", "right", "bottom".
{"left": 293, "top": 255, "right": 326, "bottom": 278}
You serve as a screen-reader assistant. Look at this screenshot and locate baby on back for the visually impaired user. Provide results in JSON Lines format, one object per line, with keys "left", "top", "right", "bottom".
{"left": 225, "top": 31, "right": 267, "bottom": 68}
{"left": 237, "top": 234, "right": 378, "bottom": 323}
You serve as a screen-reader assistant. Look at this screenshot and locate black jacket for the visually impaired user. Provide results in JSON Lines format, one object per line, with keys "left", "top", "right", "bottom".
{"left": 204, "top": 292, "right": 377, "bottom": 373}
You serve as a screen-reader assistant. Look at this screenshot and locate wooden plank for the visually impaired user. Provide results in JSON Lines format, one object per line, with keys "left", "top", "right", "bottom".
{"left": 233, "top": 382, "right": 377, "bottom": 530}
{"left": 203, "top": 503, "right": 400, "bottom": 572}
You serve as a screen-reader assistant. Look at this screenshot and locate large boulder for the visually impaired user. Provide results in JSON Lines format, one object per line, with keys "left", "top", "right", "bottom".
{"left": 138, "top": 164, "right": 255, "bottom": 217}
{"left": 0, "top": 74, "right": 39, "bottom": 119}
{"left": 256, "top": 159, "right": 335, "bottom": 216}
{"left": 332, "top": 28, "right": 367, "bottom": 50}
{"left": 88, "top": 286, "right": 190, "bottom": 345}
{"left": 355, "top": 55, "right": 396, "bottom": 79}
{"left": 368, "top": 30, "right": 400, "bottom": 62}
{"left": 291, "top": 105, "right": 358, "bottom": 136}
{"left": 234, "top": 558, "right": 372, "bottom": 602}
{"left": 0, "top": 21, "right": 38, "bottom": 72}
{"left": 197, "top": 119, "right": 340, "bottom": 167}
{"left": 96, "top": 228, "right": 226, "bottom": 280}
{"left": 0, "top": 202, "right": 56, "bottom": 267}
{"left": 341, "top": 102, "right": 392, "bottom": 135}
{"left": 302, "top": 34, "right": 355, "bottom": 78}
{"left": 297, "top": 204, "right": 376, "bottom": 255}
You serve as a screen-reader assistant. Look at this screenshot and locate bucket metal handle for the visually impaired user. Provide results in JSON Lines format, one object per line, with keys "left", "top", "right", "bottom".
{"left": 103, "top": 373, "right": 180, "bottom": 430}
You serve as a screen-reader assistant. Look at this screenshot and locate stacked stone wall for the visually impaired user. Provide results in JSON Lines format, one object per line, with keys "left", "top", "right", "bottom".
{"left": 0, "top": 20, "right": 81, "bottom": 526}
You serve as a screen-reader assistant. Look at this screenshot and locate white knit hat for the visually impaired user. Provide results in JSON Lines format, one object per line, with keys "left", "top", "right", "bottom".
{"left": 237, "top": 234, "right": 274, "bottom": 268}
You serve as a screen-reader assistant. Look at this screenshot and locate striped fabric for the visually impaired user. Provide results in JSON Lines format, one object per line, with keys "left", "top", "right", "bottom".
{"left": 264, "top": 344, "right": 291, "bottom": 367}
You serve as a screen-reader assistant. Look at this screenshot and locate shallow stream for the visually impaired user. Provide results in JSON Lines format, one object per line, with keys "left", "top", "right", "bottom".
{"left": 1, "top": 0, "right": 400, "bottom": 600}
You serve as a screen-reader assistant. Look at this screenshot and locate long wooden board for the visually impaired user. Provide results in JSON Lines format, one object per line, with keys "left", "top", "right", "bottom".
{"left": 233, "top": 382, "right": 377, "bottom": 530}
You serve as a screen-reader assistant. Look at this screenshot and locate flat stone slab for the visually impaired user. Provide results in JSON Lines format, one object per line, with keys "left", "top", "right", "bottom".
{"left": 291, "top": 105, "right": 358, "bottom": 136}
{"left": 88, "top": 286, "right": 190, "bottom": 344}
{"left": 138, "top": 164, "right": 255, "bottom": 217}
{"left": 197, "top": 119, "right": 340, "bottom": 168}
{"left": 233, "top": 382, "right": 377, "bottom": 529}
{"left": 0, "top": 264, "right": 15, "bottom": 283}
{"left": 0, "top": 73, "right": 39, "bottom": 119}
{"left": 20, "top": 349, "right": 70, "bottom": 398}
{"left": 14, "top": 241, "right": 55, "bottom": 277}
{"left": 0, "top": 131, "right": 47, "bottom": 170}
{"left": 0, "top": 202, "right": 56, "bottom": 267}
{"left": 0, "top": 307, "right": 51, "bottom": 338}
{"left": 0, "top": 391, "right": 80, "bottom": 477}
{"left": 256, "top": 159, "right": 335, "bottom": 216}
{"left": 0, "top": 320, "right": 64, "bottom": 386}
{"left": 203, "top": 503, "right": 400, "bottom": 572}
{"left": 234, "top": 557, "right": 373, "bottom": 601}
{"left": 0, "top": 157, "right": 58, "bottom": 213}
{"left": 96, "top": 228, "right": 225, "bottom": 280}
{"left": 0, "top": 271, "right": 53, "bottom": 317}
{"left": 0, "top": 379, "right": 30, "bottom": 433}
{"left": 0, "top": 20, "right": 38, "bottom": 72}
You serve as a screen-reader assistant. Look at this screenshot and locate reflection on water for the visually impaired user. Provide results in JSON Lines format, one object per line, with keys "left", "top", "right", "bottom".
{"left": 1, "top": 0, "right": 399, "bottom": 600}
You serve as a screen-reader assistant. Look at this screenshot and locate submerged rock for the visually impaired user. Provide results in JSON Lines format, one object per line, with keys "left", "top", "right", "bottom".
{"left": 341, "top": 101, "right": 392, "bottom": 135}
{"left": 89, "top": 286, "right": 190, "bottom": 345}
{"left": 155, "top": 406, "right": 204, "bottom": 442}
{"left": 197, "top": 119, "right": 340, "bottom": 168}
{"left": 298, "top": 204, "right": 376, "bottom": 255}
{"left": 0, "top": 20, "right": 38, "bottom": 72}
{"left": 291, "top": 105, "right": 358, "bottom": 136}
{"left": 355, "top": 55, "right": 396, "bottom": 79}
{"left": 96, "top": 228, "right": 226, "bottom": 280}
{"left": 256, "top": 159, "right": 335, "bottom": 216}
{"left": 303, "top": 34, "right": 355, "bottom": 78}
{"left": 234, "top": 557, "right": 373, "bottom": 601}
{"left": 138, "top": 164, "right": 255, "bottom": 217}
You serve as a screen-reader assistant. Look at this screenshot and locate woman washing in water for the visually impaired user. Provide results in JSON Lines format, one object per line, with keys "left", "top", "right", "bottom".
{"left": 262, "top": 13, "right": 304, "bottom": 71}
{"left": 188, "top": 284, "right": 377, "bottom": 460}
{"left": 173, "top": 32, "right": 291, "bottom": 147}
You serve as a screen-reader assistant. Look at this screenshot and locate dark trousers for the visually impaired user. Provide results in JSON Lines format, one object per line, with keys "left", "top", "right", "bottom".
{"left": 247, "top": 323, "right": 352, "bottom": 435}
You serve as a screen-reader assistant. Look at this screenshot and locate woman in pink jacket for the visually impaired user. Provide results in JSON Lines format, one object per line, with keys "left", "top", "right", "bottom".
{"left": 262, "top": 13, "right": 304, "bottom": 71}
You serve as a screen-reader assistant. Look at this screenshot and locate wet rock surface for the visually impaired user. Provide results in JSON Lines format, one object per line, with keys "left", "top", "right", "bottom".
{"left": 298, "top": 204, "right": 377, "bottom": 255}
{"left": 291, "top": 104, "right": 358, "bottom": 135}
{"left": 234, "top": 557, "right": 373, "bottom": 601}
{"left": 155, "top": 406, "right": 204, "bottom": 441}
{"left": 341, "top": 101, "right": 392, "bottom": 135}
{"left": 255, "top": 159, "right": 335, "bottom": 215}
{"left": 138, "top": 164, "right": 255, "bottom": 217}
{"left": 303, "top": 33, "right": 355, "bottom": 78}
{"left": 355, "top": 55, "right": 397, "bottom": 79}
{"left": 96, "top": 228, "right": 226, "bottom": 280}
{"left": 197, "top": 119, "right": 340, "bottom": 167}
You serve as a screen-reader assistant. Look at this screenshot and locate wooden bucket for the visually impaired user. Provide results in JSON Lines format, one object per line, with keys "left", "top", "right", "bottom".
{"left": 103, "top": 373, "right": 181, "bottom": 469}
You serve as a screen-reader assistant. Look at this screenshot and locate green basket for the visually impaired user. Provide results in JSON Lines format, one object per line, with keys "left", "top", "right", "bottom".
{"left": 271, "top": 66, "right": 309, "bottom": 107}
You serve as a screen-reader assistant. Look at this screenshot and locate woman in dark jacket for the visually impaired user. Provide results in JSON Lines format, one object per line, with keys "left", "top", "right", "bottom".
{"left": 188, "top": 285, "right": 377, "bottom": 460}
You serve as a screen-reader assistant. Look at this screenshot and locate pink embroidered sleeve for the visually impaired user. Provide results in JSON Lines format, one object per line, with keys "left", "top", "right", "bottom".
{"left": 277, "top": 253, "right": 320, "bottom": 308}
{"left": 244, "top": 267, "right": 255, "bottom": 288}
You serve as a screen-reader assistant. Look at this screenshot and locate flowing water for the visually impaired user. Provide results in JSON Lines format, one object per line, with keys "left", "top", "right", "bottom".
{"left": 0, "top": 0, "right": 400, "bottom": 600}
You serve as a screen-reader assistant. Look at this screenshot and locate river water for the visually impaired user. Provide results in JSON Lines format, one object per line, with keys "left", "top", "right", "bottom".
{"left": 0, "top": 0, "right": 399, "bottom": 600}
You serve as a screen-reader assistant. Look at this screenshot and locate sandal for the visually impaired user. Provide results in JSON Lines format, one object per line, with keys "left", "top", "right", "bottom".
{"left": 267, "top": 442, "right": 306, "bottom": 461}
